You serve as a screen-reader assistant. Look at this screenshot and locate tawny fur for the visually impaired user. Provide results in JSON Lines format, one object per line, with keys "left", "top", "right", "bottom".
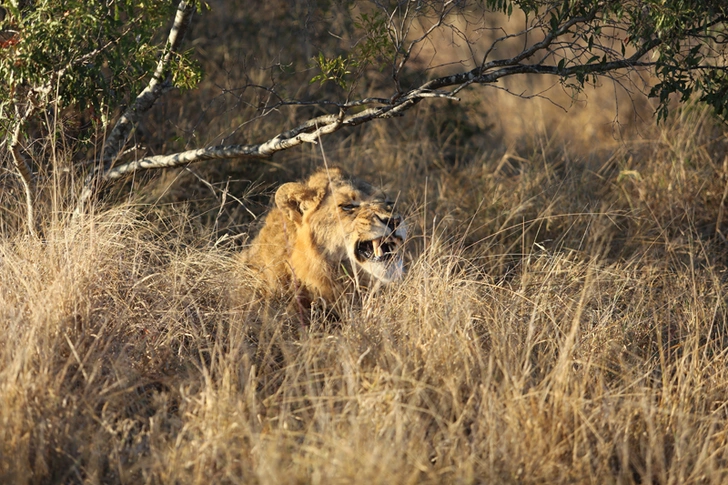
{"left": 242, "top": 167, "right": 406, "bottom": 306}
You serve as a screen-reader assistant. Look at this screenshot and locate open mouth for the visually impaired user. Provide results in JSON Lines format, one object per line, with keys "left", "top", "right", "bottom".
{"left": 355, "top": 235, "right": 403, "bottom": 263}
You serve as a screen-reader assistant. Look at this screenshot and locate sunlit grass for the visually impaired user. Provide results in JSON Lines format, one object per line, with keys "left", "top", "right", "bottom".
{"left": 3, "top": 101, "right": 728, "bottom": 483}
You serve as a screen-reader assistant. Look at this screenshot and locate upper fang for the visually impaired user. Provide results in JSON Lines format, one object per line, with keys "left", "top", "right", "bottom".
{"left": 372, "top": 237, "right": 383, "bottom": 257}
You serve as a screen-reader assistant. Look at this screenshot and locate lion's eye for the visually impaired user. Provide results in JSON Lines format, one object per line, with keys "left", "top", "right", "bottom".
{"left": 340, "top": 203, "right": 358, "bottom": 212}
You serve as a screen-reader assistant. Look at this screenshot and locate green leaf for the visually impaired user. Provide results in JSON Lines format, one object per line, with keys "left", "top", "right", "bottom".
{"left": 549, "top": 12, "right": 559, "bottom": 32}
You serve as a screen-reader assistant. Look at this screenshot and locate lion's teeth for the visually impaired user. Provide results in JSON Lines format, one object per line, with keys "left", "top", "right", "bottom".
{"left": 372, "top": 238, "right": 383, "bottom": 257}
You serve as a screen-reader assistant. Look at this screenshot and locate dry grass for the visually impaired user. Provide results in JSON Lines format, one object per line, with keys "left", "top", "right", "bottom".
{"left": 3, "top": 2, "right": 728, "bottom": 483}
{"left": 3, "top": 105, "right": 728, "bottom": 483}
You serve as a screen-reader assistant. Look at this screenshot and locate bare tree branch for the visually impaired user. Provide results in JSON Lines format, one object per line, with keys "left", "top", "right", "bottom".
{"left": 101, "top": 90, "right": 458, "bottom": 181}
{"left": 90, "top": 12, "right": 668, "bottom": 187}
{"left": 66, "top": 0, "right": 726, "bottom": 215}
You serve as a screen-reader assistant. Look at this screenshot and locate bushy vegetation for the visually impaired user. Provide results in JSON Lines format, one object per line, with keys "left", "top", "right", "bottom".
{"left": 2, "top": 1, "right": 728, "bottom": 483}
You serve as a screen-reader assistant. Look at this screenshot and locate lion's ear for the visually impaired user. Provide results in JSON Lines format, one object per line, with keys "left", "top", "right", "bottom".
{"left": 275, "top": 182, "right": 322, "bottom": 225}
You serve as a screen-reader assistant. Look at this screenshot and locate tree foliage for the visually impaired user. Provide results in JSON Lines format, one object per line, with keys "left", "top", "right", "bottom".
{"left": 0, "top": 0, "right": 201, "bottom": 135}
{"left": 307, "top": 0, "right": 727, "bottom": 121}
{"left": 0, "top": 0, "right": 202, "bottom": 232}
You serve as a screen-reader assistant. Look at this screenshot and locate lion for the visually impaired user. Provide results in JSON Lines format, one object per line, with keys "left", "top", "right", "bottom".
{"left": 242, "top": 167, "right": 406, "bottom": 309}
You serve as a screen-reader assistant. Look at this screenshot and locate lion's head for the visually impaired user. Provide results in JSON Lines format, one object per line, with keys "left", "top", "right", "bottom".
{"left": 244, "top": 167, "right": 406, "bottom": 304}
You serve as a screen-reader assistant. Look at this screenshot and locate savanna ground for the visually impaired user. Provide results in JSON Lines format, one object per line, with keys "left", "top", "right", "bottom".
{"left": 3, "top": 2, "right": 728, "bottom": 483}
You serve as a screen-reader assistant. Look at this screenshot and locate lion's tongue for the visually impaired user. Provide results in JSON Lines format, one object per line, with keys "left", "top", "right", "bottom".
{"left": 372, "top": 238, "right": 384, "bottom": 258}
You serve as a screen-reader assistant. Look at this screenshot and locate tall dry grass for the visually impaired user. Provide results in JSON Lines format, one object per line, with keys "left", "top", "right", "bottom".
{"left": 3, "top": 2, "right": 728, "bottom": 483}
{"left": 3, "top": 103, "right": 728, "bottom": 483}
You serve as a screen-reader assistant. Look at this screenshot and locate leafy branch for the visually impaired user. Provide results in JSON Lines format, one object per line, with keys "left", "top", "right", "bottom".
{"left": 94, "top": 0, "right": 725, "bottom": 189}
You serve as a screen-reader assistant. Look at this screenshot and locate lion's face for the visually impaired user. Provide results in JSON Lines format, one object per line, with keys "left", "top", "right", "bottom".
{"left": 275, "top": 168, "right": 406, "bottom": 285}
